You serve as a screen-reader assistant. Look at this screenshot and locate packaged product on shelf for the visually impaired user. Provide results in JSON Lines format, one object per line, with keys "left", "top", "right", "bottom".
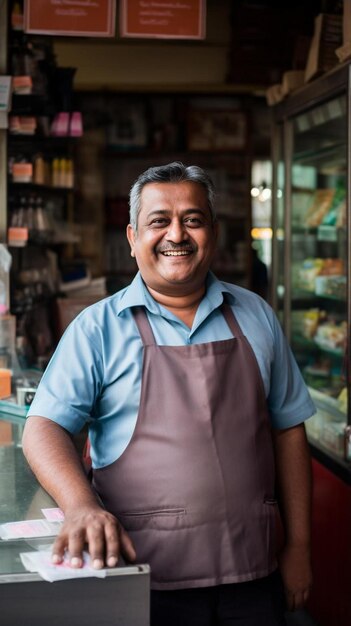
{"left": 338, "top": 387, "right": 347, "bottom": 413}
{"left": 11, "top": 2, "right": 24, "bottom": 31}
{"left": 320, "top": 421, "right": 345, "bottom": 456}
{"left": 0, "top": 245, "right": 11, "bottom": 314}
{"left": 9, "top": 116, "right": 36, "bottom": 135}
{"left": 298, "top": 258, "right": 324, "bottom": 291}
{"left": 319, "top": 257, "right": 344, "bottom": 275}
{"left": 304, "top": 188, "right": 335, "bottom": 226}
{"left": 51, "top": 158, "right": 60, "bottom": 187}
{"left": 12, "top": 75, "right": 32, "bottom": 95}
{"left": 303, "top": 357, "right": 331, "bottom": 389}
{"left": 33, "top": 154, "right": 45, "bottom": 185}
{"left": 298, "top": 257, "right": 344, "bottom": 291}
{"left": 314, "top": 320, "right": 347, "bottom": 353}
{"left": 12, "top": 161, "right": 33, "bottom": 183}
{"left": 302, "top": 308, "right": 326, "bottom": 339}
{"left": 336, "top": 198, "right": 347, "bottom": 227}
{"left": 315, "top": 274, "right": 346, "bottom": 298}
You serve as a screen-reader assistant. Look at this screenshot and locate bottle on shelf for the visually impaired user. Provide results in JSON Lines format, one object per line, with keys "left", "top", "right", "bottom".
{"left": 35, "top": 196, "right": 52, "bottom": 243}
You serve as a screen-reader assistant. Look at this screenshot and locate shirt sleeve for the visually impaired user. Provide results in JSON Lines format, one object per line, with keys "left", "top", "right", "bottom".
{"left": 267, "top": 312, "right": 316, "bottom": 429}
{"left": 27, "top": 319, "right": 103, "bottom": 434}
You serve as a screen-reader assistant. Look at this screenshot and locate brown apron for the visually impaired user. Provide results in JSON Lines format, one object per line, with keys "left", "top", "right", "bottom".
{"left": 93, "top": 302, "right": 277, "bottom": 590}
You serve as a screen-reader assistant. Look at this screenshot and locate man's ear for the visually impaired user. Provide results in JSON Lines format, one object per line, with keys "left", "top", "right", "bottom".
{"left": 126, "top": 224, "right": 136, "bottom": 257}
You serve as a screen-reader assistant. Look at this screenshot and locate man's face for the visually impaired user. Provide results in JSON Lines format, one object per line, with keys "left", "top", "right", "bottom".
{"left": 126, "top": 181, "right": 218, "bottom": 297}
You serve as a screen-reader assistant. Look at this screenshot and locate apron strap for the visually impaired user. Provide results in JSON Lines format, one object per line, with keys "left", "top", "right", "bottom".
{"left": 132, "top": 306, "right": 156, "bottom": 345}
{"left": 221, "top": 301, "right": 244, "bottom": 338}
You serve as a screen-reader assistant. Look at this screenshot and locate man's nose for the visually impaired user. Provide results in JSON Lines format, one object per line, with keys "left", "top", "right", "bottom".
{"left": 165, "top": 218, "right": 187, "bottom": 242}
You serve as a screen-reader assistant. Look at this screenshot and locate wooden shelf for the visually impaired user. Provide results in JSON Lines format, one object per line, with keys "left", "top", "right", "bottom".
{"left": 76, "top": 82, "right": 266, "bottom": 96}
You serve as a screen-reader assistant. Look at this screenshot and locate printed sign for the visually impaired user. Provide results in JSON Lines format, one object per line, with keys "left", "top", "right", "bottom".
{"left": 24, "top": 0, "right": 116, "bottom": 37}
{"left": 120, "top": 0, "right": 206, "bottom": 39}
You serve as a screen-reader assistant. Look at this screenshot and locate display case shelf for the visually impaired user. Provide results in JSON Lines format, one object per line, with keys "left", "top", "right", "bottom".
{"left": 272, "top": 63, "right": 351, "bottom": 471}
{"left": 293, "top": 142, "right": 347, "bottom": 167}
{"left": 292, "top": 334, "right": 345, "bottom": 358}
{"left": 292, "top": 289, "right": 346, "bottom": 303}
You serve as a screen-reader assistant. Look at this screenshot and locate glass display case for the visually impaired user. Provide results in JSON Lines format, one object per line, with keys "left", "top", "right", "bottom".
{"left": 272, "top": 63, "right": 351, "bottom": 474}
{"left": 0, "top": 413, "right": 150, "bottom": 625}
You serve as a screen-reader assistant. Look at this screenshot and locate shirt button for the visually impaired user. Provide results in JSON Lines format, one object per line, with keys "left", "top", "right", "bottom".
{"left": 186, "top": 337, "right": 191, "bottom": 344}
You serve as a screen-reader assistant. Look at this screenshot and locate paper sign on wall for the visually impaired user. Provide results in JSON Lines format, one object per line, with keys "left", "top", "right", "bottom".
{"left": 24, "top": 0, "right": 116, "bottom": 37}
{"left": 120, "top": 0, "right": 206, "bottom": 40}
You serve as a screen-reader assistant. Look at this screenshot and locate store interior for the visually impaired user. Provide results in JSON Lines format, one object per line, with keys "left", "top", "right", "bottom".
{"left": 2, "top": 0, "right": 328, "bottom": 367}
{"left": 1, "top": 1, "right": 351, "bottom": 625}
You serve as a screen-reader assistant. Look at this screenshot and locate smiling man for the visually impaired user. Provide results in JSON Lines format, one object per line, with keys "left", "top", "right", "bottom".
{"left": 23, "top": 162, "right": 315, "bottom": 626}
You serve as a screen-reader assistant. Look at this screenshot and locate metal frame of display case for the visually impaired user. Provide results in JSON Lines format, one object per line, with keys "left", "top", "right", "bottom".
{"left": 0, "top": 1, "right": 8, "bottom": 241}
{"left": 271, "top": 62, "right": 351, "bottom": 482}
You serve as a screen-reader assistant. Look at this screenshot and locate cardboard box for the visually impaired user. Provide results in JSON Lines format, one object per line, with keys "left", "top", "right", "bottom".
{"left": 281, "top": 71, "right": 305, "bottom": 96}
{"left": 305, "top": 14, "right": 342, "bottom": 83}
{"left": 343, "top": 0, "right": 351, "bottom": 43}
{"left": 265, "top": 83, "right": 284, "bottom": 106}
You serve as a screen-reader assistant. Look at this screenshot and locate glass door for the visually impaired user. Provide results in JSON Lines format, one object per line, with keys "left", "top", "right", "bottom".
{"left": 289, "top": 94, "right": 348, "bottom": 460}
{"left": 271, "top": 123, "right": 285, "bottom": 321}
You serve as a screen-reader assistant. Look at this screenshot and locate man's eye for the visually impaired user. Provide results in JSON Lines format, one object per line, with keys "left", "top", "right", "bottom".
{"left": 184, "top": 217, "right": 202, "bottom": 226}
{"left": 150, "top": 219, "right": 168, "bottom": 226}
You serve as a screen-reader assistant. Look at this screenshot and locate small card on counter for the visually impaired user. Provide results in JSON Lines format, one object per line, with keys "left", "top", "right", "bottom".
{"left": 41, "top": 507, "right": 65, "bottom": 522}
{"left": 0, "top": 518, "right": 61, "bottom": 540}
{"left": 20, "top": 550, "right": 107, "bottom": 582}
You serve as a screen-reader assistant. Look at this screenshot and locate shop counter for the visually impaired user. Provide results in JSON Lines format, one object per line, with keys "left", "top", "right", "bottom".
{"left": 0, "top": 413, "right": 150, "bottom": 626}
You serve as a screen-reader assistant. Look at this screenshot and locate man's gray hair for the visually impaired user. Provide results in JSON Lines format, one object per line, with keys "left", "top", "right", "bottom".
{"left": 129, "top": 162, "right": 216, "bottom": 230}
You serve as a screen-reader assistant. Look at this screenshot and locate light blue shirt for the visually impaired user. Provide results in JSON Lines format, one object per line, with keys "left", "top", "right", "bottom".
{"left": 28, "top": 272, "right": 315, "bottom": 468}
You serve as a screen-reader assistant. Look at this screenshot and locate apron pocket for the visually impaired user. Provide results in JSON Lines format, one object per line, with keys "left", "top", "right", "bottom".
{"left": 118, "top": 507, "right": 186, "bottom": 531}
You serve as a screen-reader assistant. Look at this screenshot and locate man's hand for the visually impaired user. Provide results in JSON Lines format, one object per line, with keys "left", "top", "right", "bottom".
{"left": 52, "top": 505, "right": 137, "bottom": 569}
{"left": 272, "top": 423, "right": 313, "bottom": 611}
{"left": 22, "top": 417, "right": 136, "bottom": 570}
{"left": 278, "top": 542, "right": 312, "bottom": 611}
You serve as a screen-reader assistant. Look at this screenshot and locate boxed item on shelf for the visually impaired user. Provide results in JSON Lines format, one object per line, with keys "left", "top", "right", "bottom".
{"left": 302, "top": 308, "right": 326, "bottom": 339}
{"left": 304, "top": 188, "right": 335, "bottom": 226}
{"left": 281, "top": 70, "right": 305, "bottom": 96}
{"left": 315, "top": 274, "right": 346, "bottom": 299}
{"left": 298, "top": 257, "right": 344, "bottom": 291}
{"left": 298, "top": 258, "right": 324, "bottom": 291}
{"left": 338, "top": 387, "right": 347, "bottom": 414}
{"left": 320, "top": 421, "right": 345, "bottom": 456}
{"left": 314, "top": 320, "right": 347, "bottom": 353}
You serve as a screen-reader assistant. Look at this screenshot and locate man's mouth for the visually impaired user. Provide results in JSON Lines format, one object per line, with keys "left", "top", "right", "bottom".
{"left": 161, "top": 250, "right": 193, "bottom": 256}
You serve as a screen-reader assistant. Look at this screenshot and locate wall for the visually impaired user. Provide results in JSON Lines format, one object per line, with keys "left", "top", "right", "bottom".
{"left": 53, "top": 1, "right": 232, "bottom": 89}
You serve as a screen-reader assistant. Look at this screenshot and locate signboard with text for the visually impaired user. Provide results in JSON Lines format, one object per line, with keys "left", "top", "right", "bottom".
{"left": 24, "top": 0, "right": 116, "bottom": 37}
{"left": 120, "top": 0, "right": 206, "bottom": 40}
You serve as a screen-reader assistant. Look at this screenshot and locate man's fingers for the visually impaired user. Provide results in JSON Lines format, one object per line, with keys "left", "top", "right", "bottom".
{"left": 52, "top": 526, "right": 86, "bottom": 567}
{"left": 286, "top": 587, "right": 311, "bottom": 612}
{"left": 104, "top": 520, "right": 120, "bottom": 567}
{"left": 67, "top": 528, "right": 86, "bottom": 567}
{"left": 50, "top": 510, "right": 134, "bottom": 570}
{"left": 52, "top": 533, "right": 67, "bottom": 564}
{"left": 86, "top": 522, "right": 109, "bottom": 568}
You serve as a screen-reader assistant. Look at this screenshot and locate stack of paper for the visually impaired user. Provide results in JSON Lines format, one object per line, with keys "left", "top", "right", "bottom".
{"left": 20, "top": 550, "right": 107, "bottom": 582}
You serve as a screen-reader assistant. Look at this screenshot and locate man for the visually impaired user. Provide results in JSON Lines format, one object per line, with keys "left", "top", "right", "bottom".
{"left": 23, "top": 162, "right": 314, "bottom": 626}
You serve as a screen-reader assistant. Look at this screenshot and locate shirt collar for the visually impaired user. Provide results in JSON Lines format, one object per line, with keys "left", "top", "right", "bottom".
{"left": 116, "top": 271, "right": 235, "bottom": 317}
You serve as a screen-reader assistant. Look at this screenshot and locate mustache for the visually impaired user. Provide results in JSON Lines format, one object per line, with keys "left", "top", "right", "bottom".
{"left": 157, "top": 243, "right": 195, "bottom": 253}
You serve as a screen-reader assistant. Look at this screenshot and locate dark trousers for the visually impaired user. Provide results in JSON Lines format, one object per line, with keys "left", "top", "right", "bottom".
{"left": 150, "top": 571, "right": 287, "bottom": 626}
